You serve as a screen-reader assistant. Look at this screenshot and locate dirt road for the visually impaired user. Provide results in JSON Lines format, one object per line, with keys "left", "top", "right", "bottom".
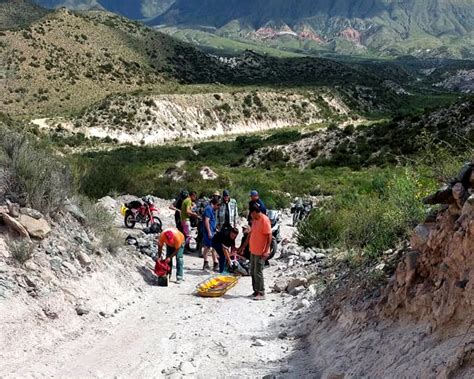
{"left": 2, "top": 254, "right": 296, "bottom": 377}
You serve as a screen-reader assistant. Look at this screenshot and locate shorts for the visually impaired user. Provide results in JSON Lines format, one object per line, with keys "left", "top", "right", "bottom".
{"left": 203, "top": 234, "right": 214, "bottom": 248}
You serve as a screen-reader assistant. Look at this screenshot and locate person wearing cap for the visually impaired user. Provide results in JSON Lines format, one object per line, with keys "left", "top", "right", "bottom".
{"left": 181, "top": 191, "right": 199, "bottom": 245}
{"left": 157, "top": 228, "right": 185, "bottom": 283}
{"left": 202, "top": 197, "right": 220, "bottom": 271}
{"left": 216, "top": 189, "right": 238, "bottom": 231}
{"left": 240, "top": 201, "right": 272, "bottom": 300}
{"left": 211, "top": 227, "right": 239, "bottom": 273}
{"left": 248, "top": 190, "right": 267, "bottom": 224}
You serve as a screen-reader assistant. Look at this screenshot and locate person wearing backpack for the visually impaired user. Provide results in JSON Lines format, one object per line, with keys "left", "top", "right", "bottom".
{"left": 169, "top": 190, "right": 187, "bottom": 232}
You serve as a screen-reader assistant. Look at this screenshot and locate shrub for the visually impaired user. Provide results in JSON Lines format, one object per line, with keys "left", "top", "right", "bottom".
{"left": 0, "top": 127, "right": 72, "bottom": 214}
{"left": 8, "top": 239, "right": 33, "bottom": 264}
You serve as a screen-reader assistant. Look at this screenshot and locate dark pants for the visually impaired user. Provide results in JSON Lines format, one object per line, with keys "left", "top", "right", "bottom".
{"left": 166, "top": 244, "right": 184, "bottom": 280}
{"left": 213, "top": 244, "right": 227, "bottom": 273}
{"left": 250, "top": 254, "right": 265, "bottom": 294}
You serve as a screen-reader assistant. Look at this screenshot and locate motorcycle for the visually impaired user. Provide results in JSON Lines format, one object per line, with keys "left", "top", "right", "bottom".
{"left": 121, "top": 196, "right": 162, "bottom": 232}
{"left": 291, "top": 198, "right": 313, "bottom": 227}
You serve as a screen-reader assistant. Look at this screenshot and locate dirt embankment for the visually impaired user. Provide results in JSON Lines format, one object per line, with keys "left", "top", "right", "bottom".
{"left": 32, "top": 90, "right": 357, "bottom": 145}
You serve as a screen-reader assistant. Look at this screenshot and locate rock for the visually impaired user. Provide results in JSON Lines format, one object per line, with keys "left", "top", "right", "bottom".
{"left": 62, "top": 261, "right": 77, "bottom": 275}
{"left": 1, "top": 213, "right": 30, "bottom": 239}
{"left": 278, "top": 331, "right": 288, "bottom": 339}
{"left": 137, "top": 238, "right": 150, "bottom": 248}
{"left": 0, "top": 238, "right": 10, "bottom": 258}
{"left": 50, "top": 257, "right": 62, "bottom": 271}
{"left": 287, "top": 277, "right": 307, "bottom": 293}
{"left": 272, "top": 279, "right": 288, "bottom": 293}
{"left": 179, "top": 361, "right": 196, "bottom": 374}
{"left": 18, "top": 215, "right": 51, "bottom": 239}
{"left": 294, "top": 299, "right": 311, "bottom": 310}
{"left": 252, "top": 339, "right": 266, "bottom": 347}
{"left": 411, "top": 224, "right": 431, "bottom": 250}
{"left": 77, "top": 252, "right": 92, "bottom": 267}
{"left": 169, "top": 332, "right": 177, "bottom": 340}
{"left": 43, "top": 308, "right": 59, "bottom": 319}
{"left": 200, "top": 166, "right": 218, "bottom": 180}
{"left": 289, "top": 286, "right": 306, "bottom": 297}
{"left": 375, "top": 263, "right": 386, "bottom": 271}
{"left": 75, "top": 306, "right": 90, "bottom": 316}
{"left": 64, "top": 200, "right": 87, "bottom": 223}
{"left": 315, "top": 253, "right": 327, "bottom": 260}
{"left": 19, "top": 208, "right": 43, "bottom": 220}
{"left": 24, "top": 260, "right": 40, "bottom": 271}
{"left": 308, "top": 284, "right": 318, "bottom": 297}
{"left": 300, "top": 252, "right": 312, "bottom": 261}
{"left": 6, "top": 201, "right": 20, "bottom": 218}
{"left": 97, "top": 196, "right": 118, "bottom": 212}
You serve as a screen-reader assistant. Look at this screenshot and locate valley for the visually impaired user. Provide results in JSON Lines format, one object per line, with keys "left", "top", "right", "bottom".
{"left": 0, "top": 0, "right": 473, "bottom": 378}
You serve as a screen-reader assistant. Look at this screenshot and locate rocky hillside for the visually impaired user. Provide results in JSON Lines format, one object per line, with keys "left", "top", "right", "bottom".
{"left": 247, "top": 100, "right": 474, "bottom": 169}
{"left": 34, "top": 0, "right": 175, "bottom": 19}
{"left": 0, "top": 0, "right": 49, "bottom": 30}
{"left": 32, "top": 90, "right": 357, "bottom": 145}
{"left": 154, "top": 0, "right": 474, "bottom": 58}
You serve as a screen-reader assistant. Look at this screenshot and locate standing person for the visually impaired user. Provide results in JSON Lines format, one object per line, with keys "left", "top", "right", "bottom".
{"left": 170, "top": 190, "right": 187, "bottom": 232}
{"left": 241, "top": 202, "right": 272, "bottom": 300}
{"left": 181, "top": 191, "right": 198, "bottom": 245}
{"left": 212, "top": 227, "right": 239, "bottom": 273}
{"left": 202, "top": 197, "right": 220, "bottom": 271}
{"left": 248, "top": 190, "right": 267, "bottom": 224}
{"left": 216, "top": 189, "right": 238, "bottom": 231}
{"left": 157, "top": 228, "right": 185, "bottom": 284}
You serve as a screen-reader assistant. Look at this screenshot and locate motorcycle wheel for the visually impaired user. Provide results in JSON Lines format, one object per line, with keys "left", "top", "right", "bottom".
{"left": 293, "top": 211, "right": 300, "bottom": 227}
{"left": 147, "top": 216, "right": 162, "bottom": 231}
{"left": 124, "top": 210, "right": 136, "bottom": 229}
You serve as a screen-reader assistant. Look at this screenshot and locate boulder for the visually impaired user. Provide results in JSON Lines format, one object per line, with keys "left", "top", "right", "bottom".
{"left": 18, "top": 215, "right": 51, "bottom": 239}
{"left": 64, "top": 200, "right": 87, "bottom": 223}
{"left": 19, "top": 208, "right": 43, "bottom": 220}
{"left": 300, "top": 252, "right": 312, "bottom": 262}
{"left": 272, "top": 279, "right": 288, "bottom": 292}
{"left": 411, "top": 224, "right": 431, "bottom": 250}
{"left": 77, "top": 252, "right": 92, "bottom": 267}
{"left": 200, "top": 166, "right": 218, "bottom": 180}
{"left": 287, "top": 277, "right": 308, "bottom": 293}
{"left": 294, "top": 299, "right": 311, "bottom": 310}
{"left": 6, "top": 201, "right": 20, "bottom": 218}
{"left": 179, "top": 361, "right": 196, "bottom": 374}
{"left": 1, "top": 213, "right": 30, "bottom": 239}
{"left": 97, "top": 196, "right": 118, "bottom": 213}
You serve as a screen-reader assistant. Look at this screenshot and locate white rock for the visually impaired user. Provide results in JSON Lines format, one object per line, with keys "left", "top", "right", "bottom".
{"left": 287, "top": 277, "right": 307, "bottom": 293}
{"left": 62, "top": 261, "right": 77, "bottom": 275}
{"left": 179, "top": 361, "right": 196, "bottom": 374}
{"left": 300, "top": 252, "right": 312, "bottom": 261}
{"left": 252, "top": 339, "right": 266, "bottom": 347}
{"left": 77, "top": 252, "right": 92, "bottom": 266}
{"left": 315, "top": 253, "right": 327, "bottom": 260}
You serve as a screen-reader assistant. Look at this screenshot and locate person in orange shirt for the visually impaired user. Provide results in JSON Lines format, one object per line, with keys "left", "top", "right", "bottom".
{"left": 157, "top": 228, "right": 185, "bottom": 284}
{"left": 239, "top": 201, "right": 272, "bottom": 300}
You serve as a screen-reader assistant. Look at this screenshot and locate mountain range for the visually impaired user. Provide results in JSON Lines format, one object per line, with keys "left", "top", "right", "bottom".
{"left": 33, "top": 0, "right": 174, "bottom": 19}
{"left": 153, "top": 0, "right": 474, "bottom": 58}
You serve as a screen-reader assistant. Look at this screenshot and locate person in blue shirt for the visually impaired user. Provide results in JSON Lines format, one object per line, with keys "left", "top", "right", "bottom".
{"left": 202, "top": 197, "right": 221, "bottom": 271}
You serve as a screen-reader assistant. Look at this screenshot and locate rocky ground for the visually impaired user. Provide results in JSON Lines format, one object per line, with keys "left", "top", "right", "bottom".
{"left": 1, "top": 163, "right": 473, "bottom": 377}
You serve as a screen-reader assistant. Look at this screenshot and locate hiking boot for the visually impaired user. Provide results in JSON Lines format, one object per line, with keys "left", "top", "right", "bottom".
{"left": 176, "top": 278, "right": 182, "bottom": 284}
{"left": 213, "top": 262, "right": 219, "bottom": 272}
{"left": 253, "top": 293, "right": 266, "bottom": 301}
{"left": 203, "top": 261, "right": 210, "bottom": 270}
{"left": 248, "top": 292, "right": 258, "bottom": 298}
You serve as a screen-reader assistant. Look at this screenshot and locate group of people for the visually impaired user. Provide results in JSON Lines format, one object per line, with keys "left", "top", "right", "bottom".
{"left": 157, "top": 190, "right": 271, "bottom": 300}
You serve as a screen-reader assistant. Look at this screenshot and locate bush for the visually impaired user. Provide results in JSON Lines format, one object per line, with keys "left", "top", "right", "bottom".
{"left": 0, "top": 126, "right": 72, "bottom": 214}
{"left": 297, "top": 168, "right": 428, "bottom": 259}
{"left": 8, "top": 239, "right": 33, "bottom": 264}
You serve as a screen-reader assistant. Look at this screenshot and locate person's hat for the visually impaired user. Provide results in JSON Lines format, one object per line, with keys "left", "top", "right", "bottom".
{"left": 213, "top": 190, "right": 221, "bottom": 197}
{"left": 249, "top": 190, "right": 259, "bottom": 196}
{"left": 223, "top": 189, "right": 230, "bottom": 197}
{"left": 164, "top": 230, "right": 175, "bottom": 243}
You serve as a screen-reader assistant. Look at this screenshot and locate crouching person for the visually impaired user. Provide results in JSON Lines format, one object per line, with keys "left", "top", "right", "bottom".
{"left": 157, "top": 228, "right": 185, "bottom": 284}
{"left": 212, "top": 227, "right": 239, "bottom": 273}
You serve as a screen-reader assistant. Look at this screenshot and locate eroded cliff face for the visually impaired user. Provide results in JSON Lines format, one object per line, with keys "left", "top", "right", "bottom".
{"left": 381, "top": 163, "right": 474, "bottom": 328}
{"left": 31, "top": 90, "right": 356, "bottom": 145}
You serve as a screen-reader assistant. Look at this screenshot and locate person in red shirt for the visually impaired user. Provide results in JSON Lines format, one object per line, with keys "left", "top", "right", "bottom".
{"left": 157, "top": 228, "right": 185, "bottom": 284}
{"left": 239, "top": 201, "right": 272, "bottom": 300}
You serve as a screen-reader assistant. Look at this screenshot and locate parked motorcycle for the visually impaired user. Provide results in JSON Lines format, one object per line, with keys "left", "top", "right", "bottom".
{"left": 121, "top": 196, "right": 162, "bottom": 232}
{"left": 291, "top": 198, "right": 313, "bottom": 226}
